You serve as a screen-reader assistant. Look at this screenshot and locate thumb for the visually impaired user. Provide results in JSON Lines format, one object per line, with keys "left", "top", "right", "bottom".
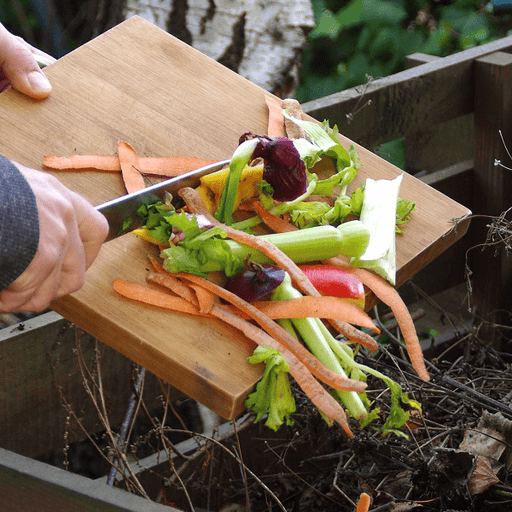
{"left": 0, "top": 24, "right": 52, "bottom": 99}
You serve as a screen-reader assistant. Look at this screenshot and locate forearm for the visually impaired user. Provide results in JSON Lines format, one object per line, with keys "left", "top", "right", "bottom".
{"left": 0, "top": 156, "right": 39, "bottom": 290}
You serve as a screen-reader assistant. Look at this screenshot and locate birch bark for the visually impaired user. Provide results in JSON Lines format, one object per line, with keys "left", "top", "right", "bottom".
{"left": 122, "top": 0, "right": 315, "bottom": 96}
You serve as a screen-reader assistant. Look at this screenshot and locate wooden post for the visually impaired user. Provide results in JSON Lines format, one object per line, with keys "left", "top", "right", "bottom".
{"left": 403, "top": 53, "right": 474, "bottom": 175}
{"left": 472, "top": 52, "right": 512, "bottom": 331}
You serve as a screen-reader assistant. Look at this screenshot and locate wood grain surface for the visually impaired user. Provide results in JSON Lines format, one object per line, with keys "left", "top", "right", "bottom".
{"left": 0, "top": 16, "right": 471, "bottom": 419}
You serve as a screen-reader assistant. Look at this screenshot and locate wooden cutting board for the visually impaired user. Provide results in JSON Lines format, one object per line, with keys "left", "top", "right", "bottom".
{"left": 0, "top": 16, "right": 471, "bottom": 419}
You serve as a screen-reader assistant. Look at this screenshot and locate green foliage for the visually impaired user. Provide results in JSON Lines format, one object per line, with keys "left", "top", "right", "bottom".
{"left": 297, "top": 0, "right": 507, "bottom": 104}
{"left": 0, "top": 0, "right": 39, "bottom": 35}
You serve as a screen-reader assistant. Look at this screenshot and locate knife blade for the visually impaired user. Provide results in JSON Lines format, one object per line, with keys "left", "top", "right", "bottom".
{"left": 96, "top": 159, "right": 230, "bottom": 241}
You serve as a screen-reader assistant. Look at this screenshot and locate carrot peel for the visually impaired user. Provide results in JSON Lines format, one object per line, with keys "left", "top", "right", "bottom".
{"left": 113, "top": 279, "right": 203, "bottom": 316}
{"left": 43, "top": 152, "right": 219, "bottom": 177}
{"left": 356, "top": 493, "right": 371, "bottom": 512}
{"left": 324, "top": 256, "right": 430, "bottom": 382}
{"left": 117, "top": 141, "right": 145, "bottom": 193}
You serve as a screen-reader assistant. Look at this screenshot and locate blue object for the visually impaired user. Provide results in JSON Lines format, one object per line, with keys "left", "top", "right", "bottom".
{"left": 489, "top": 0, "right": 512, "bottom": 14}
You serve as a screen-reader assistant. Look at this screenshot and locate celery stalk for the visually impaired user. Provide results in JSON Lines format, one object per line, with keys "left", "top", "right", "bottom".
{"left": 316, "top": 320, "right": 422, "bottom": 433}
{"left": 160, "top": 213, "right": 369, "bottom": 276}
{"left": 271, "top": 273, "right": 368, "bottom": 421}
{"left": 215, "top": 138, "right": 259, "bottom": 225}
{"left": 199, "top": 221, "right": 370, "bottom": 274}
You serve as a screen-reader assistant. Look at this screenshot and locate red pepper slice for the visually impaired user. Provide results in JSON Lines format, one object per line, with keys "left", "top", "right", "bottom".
{"left": 299, "top": 264, "right": 366, "bottom": 310}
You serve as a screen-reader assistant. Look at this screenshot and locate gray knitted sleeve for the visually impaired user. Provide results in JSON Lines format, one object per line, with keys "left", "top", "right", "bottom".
{"left": 0, "top": 156, "right": 39, "bottom": 290}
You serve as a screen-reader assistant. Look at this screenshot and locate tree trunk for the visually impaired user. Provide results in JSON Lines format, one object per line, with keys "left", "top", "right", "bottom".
{"left": 122, "top": 0, "right": 315, "bottom": 97}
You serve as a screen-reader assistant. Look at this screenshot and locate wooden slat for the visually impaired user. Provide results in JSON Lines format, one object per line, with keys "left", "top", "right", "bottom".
{"left": 302, "top": 35, "right": 512, "bottom": 148}
{"left": 472, "top": 52, "right": 512, "bottom": 328}
{"left": 0, "top": 16, "right": 470, "bottom": 419}
{"left": 0, "top": 446, "right": 175, "bottom": 512}
{"left": 0, "top": 311, "right": 172, "bottom": 458}
{"left": 404, "top": 52, "right": 442, "bottom": 69}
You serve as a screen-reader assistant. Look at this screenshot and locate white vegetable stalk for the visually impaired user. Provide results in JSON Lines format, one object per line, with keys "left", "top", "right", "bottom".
{"left": 351, "top": 174, "right": 403, "bottom": 285}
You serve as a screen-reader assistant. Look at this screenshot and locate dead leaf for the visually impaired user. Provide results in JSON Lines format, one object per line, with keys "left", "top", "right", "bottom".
{"left": 468, "top": 456, "right": 501, "bottom": 495}
{"left": 458, "top": 410, "right": 511, "bottom": 495}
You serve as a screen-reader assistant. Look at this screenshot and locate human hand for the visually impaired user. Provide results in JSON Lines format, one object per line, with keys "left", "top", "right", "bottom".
{"left": 0, "top": 22, "right": 55, "bottom": 99}
{"left": 0, "top": 163, "right": 109, "bottom": 312}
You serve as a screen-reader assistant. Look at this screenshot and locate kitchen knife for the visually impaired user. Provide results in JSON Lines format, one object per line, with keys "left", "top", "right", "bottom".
{"left": 96, "top": 159, "right": 230, "bottom": 241}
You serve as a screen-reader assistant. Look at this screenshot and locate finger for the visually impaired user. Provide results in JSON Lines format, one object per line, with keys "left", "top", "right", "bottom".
{"left": 69, "top": 193, "right": 109, "bottom": 269}
{"left": 24, "top": 41, "right": 56, "bottom": 66}
{"left": 0, "top": 262, "right": 62, "bottom": 312}
{"left": 0, "top": 24, "right": 52, "bottom": 99}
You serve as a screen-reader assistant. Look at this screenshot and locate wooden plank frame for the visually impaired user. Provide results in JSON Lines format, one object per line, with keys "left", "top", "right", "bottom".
{"left": 0, "top": 445, "right": 176, "bottom": 512}
{"left": 302, "top": 35, "right": 512, "bottom": 149}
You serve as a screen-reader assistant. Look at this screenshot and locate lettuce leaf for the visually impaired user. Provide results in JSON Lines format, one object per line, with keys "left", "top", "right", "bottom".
{"left": 160, "top": 213, "right": 245, "bottom": 277}
{"left": 245, "top": 346, "right": 296, "bottom": 431}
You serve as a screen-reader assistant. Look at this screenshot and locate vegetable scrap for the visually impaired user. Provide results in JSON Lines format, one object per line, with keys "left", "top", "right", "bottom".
{"left": 113, "top": 279, "right": 203, "bottom": 317}
{"left": 93, "top": 96, "right": 427, "bottom": 435}
{"left": 323, "top": 256, "right": 430, "bottom": 383}
{"left": 299, "top": 264, "right": 366, "bottom": 310}
{"left": 243, "top": 198, "right": 298, "bottom": 233}
{"left": 249, "top": 294, "right": 378, "bottom": 331}
{"left": 281, "top": 98, "right": 306, "bottom": 139}
{"left": 226, "top": 262, "right": 285, "bottom": 303}
{"left": 264, "top": 96, "right": 286, "bottom": 138}
{"left": 355, "top": 492, "right": 371, "bottom": 512}
{"left": 249, "top": 134, "right": 308, "bottom": 202}
{"left": 196, "top": 162, "right": 264, "bottom": 215}
{"left": 117, "top": 141, "right": 145, "bottom": 193}
{"left": 43, "top": 145, "right": 219, "bottom": 193}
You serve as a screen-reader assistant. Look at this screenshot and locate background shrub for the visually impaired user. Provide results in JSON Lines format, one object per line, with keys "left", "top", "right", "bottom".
{"left": 297, "top": 0, "right": 512, "bottom": 103}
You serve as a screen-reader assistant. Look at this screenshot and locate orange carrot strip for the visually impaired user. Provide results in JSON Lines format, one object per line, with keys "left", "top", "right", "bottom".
{"left": 211, "top": 302, "right": 354, "bottom": 438}
{"left": 178, "top": 187, "right": 379, "bottom": 352}
{"left": 265, "top": 95, "right": 286, "bottom": 138}
{"left": 250, "top": 198, "right": 299, "bottom": 233}
{"left": 43, "top": 153, "right": 219, "bottom": 177}
{"left": 113, "top": 279, "right": 204, "bottom": 316}
{"left": 188, "top": 283, "right": 217, "bottom": 315}
{"left": 324, "top": 257, "right": 430, "bottom": 382}
{"left": 282, "top": 98, "right": 305, "bottom": 139}
{"left": 43, "top": 154, "right": 121, "bottom": 171}
{"left": 118, "top": 141, "right": 145, "bottom": 193}
{"left": 356, "top": 493, "right": 371, "bottom": 512}
{"left": 251, "top": 296, "right": 379, "bottom": 332}
{"left": 177, "top": 272, "right": 366, "bottom": 394}
{"left": 146, "top": 271, "right": 199, "bottom": 307}
{"left": 148, "top": 255, "right": 165, "bottom": 273}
